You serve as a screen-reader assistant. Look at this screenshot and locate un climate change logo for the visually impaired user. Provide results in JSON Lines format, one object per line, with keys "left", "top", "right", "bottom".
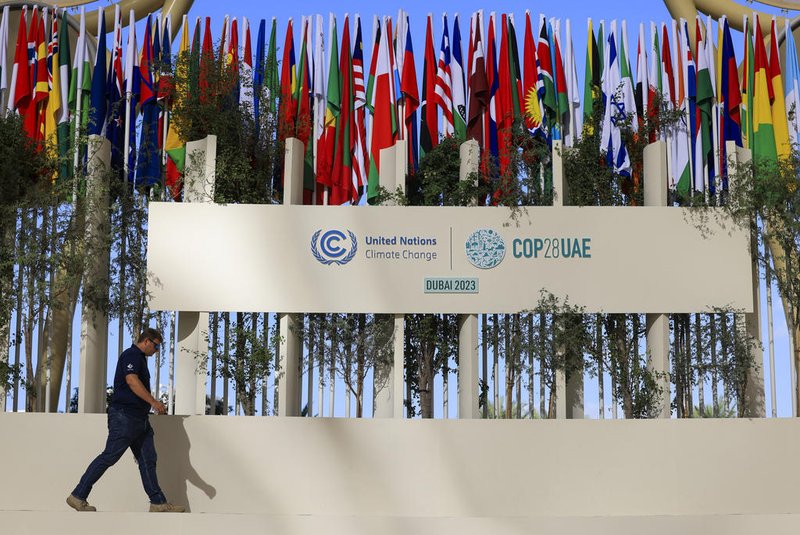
{"left": 311, "top": 229, "right": 358, "bottom": 265}
{"left": 465, "top": 229, "right": 506, "bottom": 269}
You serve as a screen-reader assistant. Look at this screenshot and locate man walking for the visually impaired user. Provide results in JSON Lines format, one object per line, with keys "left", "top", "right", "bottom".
{"left": 67, "top": 328, "right": 186, "bottom": 513}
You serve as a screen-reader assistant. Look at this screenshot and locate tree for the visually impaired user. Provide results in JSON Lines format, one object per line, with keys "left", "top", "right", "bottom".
{"left": 725, "top": 152, "right": 800, "bottom": 415}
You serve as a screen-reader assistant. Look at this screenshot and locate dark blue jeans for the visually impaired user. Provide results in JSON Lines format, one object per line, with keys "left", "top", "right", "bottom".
{"left": 72, "top": 406, "right": 167, "bottom": 504}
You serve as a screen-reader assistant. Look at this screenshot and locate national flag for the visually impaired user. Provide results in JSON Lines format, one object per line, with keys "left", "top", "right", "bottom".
{"left": 467, "top": 12, "right": 488, "bottom": 145}
{"left": 452, "top": 14, "right": 467, "bottom": 139}
{"left": 68, "top": 7, "right": 91, "bottom": 172}
{"left": 56, "top": 9, "right": 71, "bottom": 181}
{"left": 225, "top": 18, "right": 240, "bottom": 101}
{"left": 563, "top": 19, "right": 582, "bottom": 146}
{"left": 524, "top": 11, "right": 543, "bottom": 134}
{"left": 695, "top": 18, "right": 714, "bottom": 193}
{"left": 352, "top": 15, "right": 368, "bottom": 195}
{"left": 496, "top": 13, "right": 513, "bottom": 176}
{"left": 253, "top": 19, "right": 266, "bottom": 130}
{"left": 311, "top": 14, "right": 326, "bottom": 194}
{"left": 365, "top": 15, "right": 380, "bottom": 114}
{"left": 265, "top": 18, "right": 279, "bottom": 115}
{"left": 583, "top": 18, "right": 600, "bottom": 126}
{"left": 752, "top": 17, "right": 777, "bottom": 165}
{"left": 331, "top": 15, "right": 354, "bottom": 205}
{"left": 552, "top": 20, "right": 570, "bottom": 140}
{"left": 435, "top": 14, "right": 454, "bottom": 137}
{"left": 367, "top": 17, "right": 397, "bottom": 203}
{"left": 137, "top": 15, "right": 161, "bottom": 186}
{"left": 400, "top": 14, "right": 420, "bottom": 172}
{"left": 507, "top": 14, "right": 523, "bottom": 123}
{"left": 296, "top": 18, "right": 314, "bottom": 198}
{"left": 647, "top": 22, "right": 661, "bottom": 139}
{"left": 785, "top": 19, "right": 800, "bottom": 146}
{"left": 31, "top": 8, "right": 49, "bottom": 142}
{"left": 740, "top": 17, "right": 754, "bottom": 149}
{"left": 318, "top": 14, "right": 340, "bottom": 194}
{"left": 88, "top": 8, "right": 108, "bottom": 137}
{"left": 123, "top": 9, "right": 139, "bottom": 181}
{"left": 240, "top": 18, "right": 254, "bottom": 110}
{"left": 768, "top": 18, "right": 790, "bottom": 159}
{"left": 107, "top": 6, "right": 126, "bottom": 172}
{"left": 165, "top": 15, "right": 190, "bottom": 200}
{"left": 199, "top": 17, "right": 214, "bottom": 103}
{"left": 719, "top": 17, "right": 742, "bottom": 189}
{"left": 44, "top": 8, "right": 60, "bottom": 149}
{"left": 484, "top": 13, "right": 499, "bottom": 164}
{"left": 600, "top": 23, "right": 631, "bottom": 177}
{"left": 634, "top": 23, "right": 648, "bottom": 127}
{"left": 278, "top": 18, "right": 297, "bottom": 140}
{"left": 671, "top": 20, "right": 692, "bottom": 196}
{"left": 617, "top": 21, "right": 637, "bottom": 134}
{"left": 537, "top": 14, "right": 556, "bottom": 136}
{"left": 420, "top": 14, "right": 438, "bottom": 156}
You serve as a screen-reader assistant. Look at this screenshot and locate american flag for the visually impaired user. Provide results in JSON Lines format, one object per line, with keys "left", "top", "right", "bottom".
{"left": 434, "top": 14, "right": 454, "bottom": 136}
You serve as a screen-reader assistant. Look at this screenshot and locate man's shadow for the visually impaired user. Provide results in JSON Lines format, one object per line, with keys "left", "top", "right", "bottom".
{"left": 153, "top": 415, "right": 216, "bottom": 512}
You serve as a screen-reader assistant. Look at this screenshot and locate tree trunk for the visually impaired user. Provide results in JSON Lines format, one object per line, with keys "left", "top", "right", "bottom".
{"left": 357, "top": 314, "right": 365, "bottom": 418}
{"left": 695, "top": 313, "right": 704, "bottom": 416}
{"left": 481, "top": 314, "right": 488, "bottom": 418}
{"left": 492, "top": 314, "right": 499, "bottom": 417}
{"left": 505, "top": 314, "right": 513, "bottom": 419}
{"left": 539, "top": 313, "right": 546, "bottom": 418}
{"left": 596, "top": 314, "right": 604, "bottom": 419}
{"left": 710, "top": 314, "right": 719, "bottom": 416}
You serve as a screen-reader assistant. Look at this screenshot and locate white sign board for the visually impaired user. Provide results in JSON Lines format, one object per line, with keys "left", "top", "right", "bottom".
{"left": 147, "top": 204, "right": 753, "bottom": 314}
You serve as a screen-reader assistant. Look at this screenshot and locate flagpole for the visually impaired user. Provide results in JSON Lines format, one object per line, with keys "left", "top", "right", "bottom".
{"left": 123, "top": 10, "right": 134, "bottom": 192}
{"left": 161, "top": 14, "right": 172, "bottom": 201}
{"left": 72, "top": 7, "right": 86, "bottom": 205}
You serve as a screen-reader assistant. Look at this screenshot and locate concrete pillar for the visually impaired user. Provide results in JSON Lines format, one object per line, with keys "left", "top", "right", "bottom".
{"left": 171, "top": 135, "right": 218, "bottom": 416}
{"left": 458, "top": 140, "right": 481, "bottom": 419}
{"left": 374, "top": 142, "right": 407, "bottom": 418}
{"left": 78, "top": 136, "right": 111, "bottom": 413}
{"left": 278, "top": 138, "right": 305, "bottom": 417}
{"left": 728, "top": 142, "right": 766, "bottom": 417}
{"left": 458, "top": 314, "right": 480, "bottom": 418}
{"left": 175, "top": 312, "right": 210, "bottom": 415}
{"left": 643, "top": 141, "right": 671, "bottom": 418}
{"left": 551, "top": 140, "right": 582, "bottom": 419}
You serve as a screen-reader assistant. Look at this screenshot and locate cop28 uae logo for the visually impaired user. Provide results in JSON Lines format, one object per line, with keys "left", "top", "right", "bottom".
{"left": 465, "top": 228, "right": 506, "bottom": 269}
{"left": 311, "top": 229, "right": 358, "bottom": 265}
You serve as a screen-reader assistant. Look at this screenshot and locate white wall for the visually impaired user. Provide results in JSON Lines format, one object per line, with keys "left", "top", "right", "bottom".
{"left": 1, "top": 414, "right": 798, "bottom": 516}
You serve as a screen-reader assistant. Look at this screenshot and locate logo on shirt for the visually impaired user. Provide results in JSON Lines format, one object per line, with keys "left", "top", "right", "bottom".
{"left": 127, "top": 364, "right": 134, "bottom": 370}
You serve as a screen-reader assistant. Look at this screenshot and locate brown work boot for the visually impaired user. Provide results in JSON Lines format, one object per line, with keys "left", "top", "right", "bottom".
{"left": 149, "top": 502, "right": 186, "bottom": 513}
{"left": 66, "top": 494, "right": 96, "bottom": 512}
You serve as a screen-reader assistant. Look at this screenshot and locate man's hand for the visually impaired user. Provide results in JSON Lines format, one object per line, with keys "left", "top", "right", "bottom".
{"left": 126, "top": 374, "right": 167, "bottom": 415}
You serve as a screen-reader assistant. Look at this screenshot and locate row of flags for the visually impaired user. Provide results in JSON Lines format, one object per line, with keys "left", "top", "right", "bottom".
{"left": 1, "top": 7, "right": 799, "bottom": 204}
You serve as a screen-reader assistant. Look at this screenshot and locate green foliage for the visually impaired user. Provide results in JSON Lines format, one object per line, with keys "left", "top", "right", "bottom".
{"left": 169, "top": 45, "right": 280, "bottom": 205}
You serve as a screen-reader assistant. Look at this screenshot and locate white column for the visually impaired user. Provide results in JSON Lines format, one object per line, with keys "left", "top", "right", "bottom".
{"left": 172, "top": 135, "right": 217, "bottom": 415}
{"left": 374, "top": 142, "right": 406, "bottom": 418}
{"left": 458, "top": 140, "right": 480, "bottom": 419}
{"left": 78, "top": 136, "right": 111, "bottom": 413}
{"left": 175, "top": 312, "right": 209, "bottom": 415}
{"left": 552, "top": 140, "right": 581, "bottom": 418}
{"left": 728, "top": 142, "right": 765, "bottom": 417}
{"left": 278, "top": 138, "right": 305, "bottom": 417}
{"left": 643, "top": 141, "right": 671, "bottom": 418}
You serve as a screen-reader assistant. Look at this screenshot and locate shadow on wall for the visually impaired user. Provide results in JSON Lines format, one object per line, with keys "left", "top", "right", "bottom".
{"left": 153, "top": 416, "right": 216, "bottom": 511}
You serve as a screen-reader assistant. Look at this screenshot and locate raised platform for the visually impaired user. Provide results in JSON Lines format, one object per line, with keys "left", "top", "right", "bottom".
{"left": 1, "top": 414, "right": 799, "bottom": 533}
{"left": 2, "top": 511, "right": 800, "bottom": 535}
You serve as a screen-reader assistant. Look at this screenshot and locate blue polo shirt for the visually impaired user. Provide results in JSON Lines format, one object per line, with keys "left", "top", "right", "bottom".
{"left": 111, "top": 344, "right": 152, "bottom": 418}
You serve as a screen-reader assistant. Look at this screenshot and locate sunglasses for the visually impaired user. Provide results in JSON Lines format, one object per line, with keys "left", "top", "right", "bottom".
{"left": 149, "top": 339, "right": 161, "bottom": 351}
